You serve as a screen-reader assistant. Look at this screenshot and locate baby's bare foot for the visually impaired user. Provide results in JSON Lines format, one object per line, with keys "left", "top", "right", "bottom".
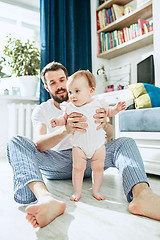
{"left": 92, "top": 191, "right": 105, "bottom": 201}
{"left": 26, "top": 194, "right": 66, "bottom": 228}
{"left": 70, "top": 193, "right": 81, "bottom": 202}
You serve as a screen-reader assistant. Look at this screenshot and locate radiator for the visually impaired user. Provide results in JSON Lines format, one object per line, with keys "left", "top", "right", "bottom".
{"left": 8, "top": 103, "right": 37, "bottom": 140}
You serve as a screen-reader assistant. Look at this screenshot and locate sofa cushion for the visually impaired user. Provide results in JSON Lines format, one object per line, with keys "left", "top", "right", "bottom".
{"left": 119, "top": 107, "right": 160, "bottom": 132}
{"left": 127, "top": 83, "right": 160, "bottom": 109}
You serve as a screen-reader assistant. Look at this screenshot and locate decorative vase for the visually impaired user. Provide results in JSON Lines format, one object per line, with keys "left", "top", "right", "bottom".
{"left": 17, "top": 76, "right": 39, "bottom": 97}
{"left": 94, "top": 75, "right": 106, "bottom": 95}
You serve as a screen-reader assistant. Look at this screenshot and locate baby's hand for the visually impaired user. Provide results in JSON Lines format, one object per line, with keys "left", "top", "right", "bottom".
{"left": 116, "top": 101, "right": 126, "bottom": 112}
{"left": 50, "top": 118, "right": 58, "bottom": 128}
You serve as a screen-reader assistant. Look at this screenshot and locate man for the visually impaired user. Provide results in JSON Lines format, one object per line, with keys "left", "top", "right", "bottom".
{"left": 7, "top": 61, "right": 160, "bottom": 228}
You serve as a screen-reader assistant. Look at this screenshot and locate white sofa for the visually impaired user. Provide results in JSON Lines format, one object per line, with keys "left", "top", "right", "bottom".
{"left": 115, "top": 108, "right": 160, "bottom": 176}
{"left": 96, "top": 89, "right": 160, "bottom": 175}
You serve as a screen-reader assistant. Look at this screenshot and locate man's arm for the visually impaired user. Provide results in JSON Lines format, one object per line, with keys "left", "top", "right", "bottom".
{"left": 103, "top": 122, "right": 114, "bottom": 139}
{"left": 34, "top": 109, "right": 111, "bottom": 152}
{"left": 34, "top": 124, "right": 69, "bottom": 152}
{"left": 34, "top": 113, "right": 88, "bottom": 152}
{"left": 93, "top": 108, "right": 114, "bottom": 139}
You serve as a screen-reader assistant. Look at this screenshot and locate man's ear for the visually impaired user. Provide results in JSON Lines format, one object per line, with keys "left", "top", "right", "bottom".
{"left": 44, "top": 84, "right": 49, "bottom": 92}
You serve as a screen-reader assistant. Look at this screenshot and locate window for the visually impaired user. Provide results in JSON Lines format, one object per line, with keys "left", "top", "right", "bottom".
{"left": 0, "top": 1, "right": 40, "bottom": 75}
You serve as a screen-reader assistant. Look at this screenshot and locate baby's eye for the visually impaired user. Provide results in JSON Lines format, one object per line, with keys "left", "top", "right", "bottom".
{"left": 75, "top": 90, "right": 80, "bottom": 93}
{"left": 68, "top": 91, "right": 72, "bottom": 95}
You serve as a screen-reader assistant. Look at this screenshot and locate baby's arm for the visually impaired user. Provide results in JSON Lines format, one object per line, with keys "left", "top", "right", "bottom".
{"left": 50, "top": 112, "right": 68, "bottom": 128}
{"left": 107, "top": 101, "right": 126, "bottom": 117}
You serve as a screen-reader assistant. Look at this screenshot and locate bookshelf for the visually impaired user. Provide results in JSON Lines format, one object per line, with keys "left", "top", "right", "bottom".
{"left": 96, "top": 0, "right": 132, "bottom": 11}
{"left": 98, "top": 31, "right": 153, "bottom": 59}
{"left": 97, "top": 0, "right": 153, "bottom": 59}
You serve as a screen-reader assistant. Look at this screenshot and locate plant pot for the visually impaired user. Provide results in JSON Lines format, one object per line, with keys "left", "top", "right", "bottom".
{"left": 17, "top": 76, "right": 39, "bottom": 97}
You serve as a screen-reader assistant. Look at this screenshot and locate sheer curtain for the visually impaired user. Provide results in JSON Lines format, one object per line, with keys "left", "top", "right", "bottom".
{"left": 40, "top": 0, "right": 92, "bottom": 103}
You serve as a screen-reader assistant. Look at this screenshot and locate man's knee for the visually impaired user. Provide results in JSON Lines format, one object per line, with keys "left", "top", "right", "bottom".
{"left": 7, "top": 135, "right": 26, "bottom": 146}
{"left": 118, "top": 137, "right": 136, "bottom": 147}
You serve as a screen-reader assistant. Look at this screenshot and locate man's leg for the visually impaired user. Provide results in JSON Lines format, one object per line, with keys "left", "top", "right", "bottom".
{"left": 7, "top": 136, "right": 72, "bottom": 227}
{"left": 26, "top": 181, "right": 65, "bottom": 228}
{"left": 128, "top": 182, "right": 160, "bottom": 220}
{"left": 105, "top": 137, "right": 160, "bottom": 221}
{"left": 91, "top": 145, "right": 105, "bottom": 200}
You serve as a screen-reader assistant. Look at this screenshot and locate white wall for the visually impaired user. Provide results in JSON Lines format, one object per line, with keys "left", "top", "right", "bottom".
{"left": 152, "top": 0, "right": 160, "bottom": 87}
{"left": 91, "top": 0, "right": 158, "bottom": 86}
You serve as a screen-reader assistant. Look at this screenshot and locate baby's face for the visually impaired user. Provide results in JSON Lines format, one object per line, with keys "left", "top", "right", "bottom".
{"left": 67, "top": 76, "right": 93, "bottom": 107}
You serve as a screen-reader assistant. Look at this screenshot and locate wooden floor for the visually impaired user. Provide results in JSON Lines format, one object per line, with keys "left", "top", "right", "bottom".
{"left": 0, "top": 158, "right": 160, "bottom": 240}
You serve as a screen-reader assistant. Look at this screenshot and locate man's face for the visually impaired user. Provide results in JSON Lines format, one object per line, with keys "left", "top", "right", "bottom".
{"left": 45, "top": 69, "right": 68, "bottom": 103}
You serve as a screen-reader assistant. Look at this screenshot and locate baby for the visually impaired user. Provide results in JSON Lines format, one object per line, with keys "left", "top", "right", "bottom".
{"left": 50, "top": 70, "right": 125, "bottom": 201}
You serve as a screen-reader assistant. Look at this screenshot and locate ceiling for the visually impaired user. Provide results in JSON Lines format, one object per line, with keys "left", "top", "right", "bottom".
{"left": 0, "top": 0, "right": 40, "bottom": 11}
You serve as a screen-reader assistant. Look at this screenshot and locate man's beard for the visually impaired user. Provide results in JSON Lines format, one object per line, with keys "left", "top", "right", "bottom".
{"left": 49, "top": 88, "right": 68, "bottom": 103}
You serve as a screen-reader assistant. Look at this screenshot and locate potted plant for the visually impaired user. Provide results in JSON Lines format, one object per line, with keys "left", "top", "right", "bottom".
{"left": 0, "top": 61, "right": 10, "bottom": 78}
{"left": 0, "top": 35, "right": 40, "bottom": 97}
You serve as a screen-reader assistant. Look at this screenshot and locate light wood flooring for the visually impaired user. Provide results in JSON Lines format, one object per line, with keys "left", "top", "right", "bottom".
{"left": 0, "top": 158, "right": 160, "bottom": 240}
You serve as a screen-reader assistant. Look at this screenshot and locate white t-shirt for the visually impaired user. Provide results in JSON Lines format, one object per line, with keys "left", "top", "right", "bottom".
{"left": 32, "top": 99, "right": 73, "bottom": 151}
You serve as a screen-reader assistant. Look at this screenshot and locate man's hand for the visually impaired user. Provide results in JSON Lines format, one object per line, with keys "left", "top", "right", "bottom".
{"left": 65, "top": 112, "right": 88, "bottom": 133}
{"left": 93, "top": 108, "right": 107, "bottom": 130}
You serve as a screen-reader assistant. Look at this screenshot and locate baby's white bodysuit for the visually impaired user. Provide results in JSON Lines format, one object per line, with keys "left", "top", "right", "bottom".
{"left": 61, "top": 98, "right": 108, "bottom": 158}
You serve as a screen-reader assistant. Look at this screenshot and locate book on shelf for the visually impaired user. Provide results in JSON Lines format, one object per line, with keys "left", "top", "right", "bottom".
{"left": 97, "top": 3, "right": 133, "bottom": 31}
{"left": 97, "top": 6, "right": 117, "bottom": 30}
{"left": 143, "top": 23, "right": 152, "bottom": 34}
{"left": 112, "top": 4, "right": 125, "bottom": 19}
{"left": 106, "top": 9, "right": 110, "bottom": 24}
{"left": 107, "top": 33, "right": 110, "bottom": 50}
{"left": 108, "top": 8, "right": 112, "bottom": 23}
{"left": 96, "top": 11, "right": 101, "bottom": 31}
{"left": 98, "top": 19, "right": 153, "bottom": 54}
{"left": 112, "top": 4, "right": 132, "bottom": 20}
{"left": 111, "top": 7, "right": 115, "bottom": 22}
{"left": 138, "top": 18, "right": 149, "bottom": 35}
{"left": 114, "top": 30, "right": 118, "bottom": 47}
{"left": 97, "top": 33, "right": 101, "bottom": 54}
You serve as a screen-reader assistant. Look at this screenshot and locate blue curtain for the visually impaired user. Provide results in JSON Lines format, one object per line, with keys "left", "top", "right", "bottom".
{"left": 40, "top": 0, "right": 92, "bottom": 103}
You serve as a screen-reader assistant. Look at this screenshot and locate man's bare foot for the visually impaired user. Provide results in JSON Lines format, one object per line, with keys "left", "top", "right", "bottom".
{"left": 70, "top": 193, "right": 81, "bottom": 202}
{"left": 129, "top": 187, "right": 160, "bottom": 220}
{"left": 92, "top": 191, "right": 105, "bottom": 201}
{"left": 26, "top": 194, "right": 66, "bottom": 228}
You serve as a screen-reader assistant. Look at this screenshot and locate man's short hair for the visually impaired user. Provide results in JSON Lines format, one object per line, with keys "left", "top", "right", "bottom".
{"left": 41, "top": 61, "right": 68, "bottom": 85}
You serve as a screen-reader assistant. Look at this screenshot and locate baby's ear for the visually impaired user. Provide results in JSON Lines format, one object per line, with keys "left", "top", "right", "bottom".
{"left": 90, "top": 87, "right": 95, "bottom": 96}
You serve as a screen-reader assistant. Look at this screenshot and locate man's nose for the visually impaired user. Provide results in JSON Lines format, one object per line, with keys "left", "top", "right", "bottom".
{"left": 57, "top": 84, "right": 62, "bottom": 90}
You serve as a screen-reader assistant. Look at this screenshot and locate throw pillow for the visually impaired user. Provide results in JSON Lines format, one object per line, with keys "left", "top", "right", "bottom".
{"left": 127, "top": 83, "right": 160, "bottom": 109}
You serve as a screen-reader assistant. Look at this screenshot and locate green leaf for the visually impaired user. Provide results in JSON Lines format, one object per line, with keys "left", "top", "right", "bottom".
{"left": 1, "top": 34, "right": 40, "bottom": 77}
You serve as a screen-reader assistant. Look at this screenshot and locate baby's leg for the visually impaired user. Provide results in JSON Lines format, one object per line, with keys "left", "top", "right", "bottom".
{"left": 91, "top": 145, "right": 106, "bottom": 200}
{"left": 70, "top": 147, "right": 87, "bottom": 201}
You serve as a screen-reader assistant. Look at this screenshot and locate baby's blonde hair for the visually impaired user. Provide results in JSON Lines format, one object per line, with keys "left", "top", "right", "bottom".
{"left": 68, "top": 70, "right": 96, "bottom": 88}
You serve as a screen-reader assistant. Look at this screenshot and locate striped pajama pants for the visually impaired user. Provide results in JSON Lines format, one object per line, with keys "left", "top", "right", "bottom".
{"left": 7, "top": 136, "right": 148, "bottom": 204}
